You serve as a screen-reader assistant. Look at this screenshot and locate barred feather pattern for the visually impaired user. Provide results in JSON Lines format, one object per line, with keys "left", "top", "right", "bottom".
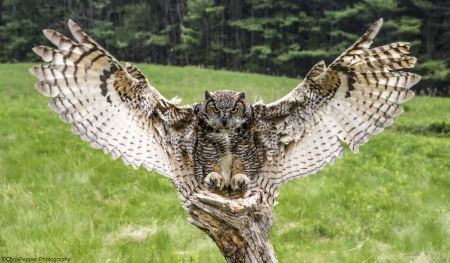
{"left": 30, "top": 19, "right": 420, "bottom": 205}
{"left": 29, "top": 20, "right": 198, "bottom": 200}
{"left": 252, "top": 18, "right": 421, "bottom": 202}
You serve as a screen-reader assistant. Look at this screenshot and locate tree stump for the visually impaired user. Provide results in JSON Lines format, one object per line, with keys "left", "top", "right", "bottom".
{"left": 184, "top": 189, "right": 278, "bottom": 263}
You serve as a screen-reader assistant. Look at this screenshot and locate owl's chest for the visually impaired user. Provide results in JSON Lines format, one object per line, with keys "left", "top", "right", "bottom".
{"left": 198, "top": 129, "right": 252, "bottom": 185}
{"left": 217, "top": 132, "right": 233, "bottom": 185}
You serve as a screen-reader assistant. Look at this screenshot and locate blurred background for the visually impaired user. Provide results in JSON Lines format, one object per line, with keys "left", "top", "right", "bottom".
{"left": 0, "top": 0, "right": 449, "bottom": 96}
{"left": 1, "top": 1, "right": 449, "bottom": 262}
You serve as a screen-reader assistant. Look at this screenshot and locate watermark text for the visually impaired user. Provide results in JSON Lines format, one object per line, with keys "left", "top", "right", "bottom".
{"left": 1, "top": 257, "right": 70, "bottom": 262}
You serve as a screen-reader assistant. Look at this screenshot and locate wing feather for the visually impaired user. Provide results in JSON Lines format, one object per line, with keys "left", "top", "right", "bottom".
{"left": 253, "top": 19, "right": 421, "bottom": 203}
{"left": 30, "top": 20, "right": 198, "bottom": 199}
{"left": 131, "top": 127, "right": 147, "bottom": 170}
{"left": 311, "top": 126, "right": 334, "bottom": 164}
{"left": 142, "top": 135, "right": 156, "bottom": 171}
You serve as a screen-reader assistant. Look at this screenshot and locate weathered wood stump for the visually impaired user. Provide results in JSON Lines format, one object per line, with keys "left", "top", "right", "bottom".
{"left": 184, "top": 189, "right": 278, "bottom": 263}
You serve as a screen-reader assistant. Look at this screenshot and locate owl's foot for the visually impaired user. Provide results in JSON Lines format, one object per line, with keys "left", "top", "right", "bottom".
{"left": 230, "top": 173, "right": 251, "bottom": 191}
{"left": 204, "top": 172, "right": 225, "bottom": 190}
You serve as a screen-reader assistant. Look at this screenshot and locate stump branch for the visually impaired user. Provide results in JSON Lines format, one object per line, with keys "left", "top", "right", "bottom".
{"left": 184, "top": 189, "right": 278, "bottom": 263}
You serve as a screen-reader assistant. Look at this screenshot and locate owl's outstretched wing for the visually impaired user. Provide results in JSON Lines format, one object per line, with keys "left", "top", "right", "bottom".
{"left": 252, "top": 19, "right": 421, "bottom": 203}
{"left": 29, "top": 20, "right": 200, "bottom": 200}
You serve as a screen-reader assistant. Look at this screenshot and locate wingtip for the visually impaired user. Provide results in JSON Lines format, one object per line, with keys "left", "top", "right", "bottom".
{"left": 373, "top": 18, "right": 383, "bottom": 31}
{"left": 42, "top": 29, "right": 54, "bottom": 38}
{"left": 68, "top": 19, "right": 80, "bottom": 32}
{"left": 68, "top": 19, "right": 76, "bottom": 27}
{"left": 31, "top": 47, "right": 45, "bottom": 61}
{"left": 363, "top": 18, "right": 384, "bottom": 42}
{"left": 28, "top": 66, "right": 37, "bottom": 75}
{"left": 371, "top": 18, "right": 383, "bottom": 31}
{"left": 67, "top": 19, "right": 91, "bottom": 44}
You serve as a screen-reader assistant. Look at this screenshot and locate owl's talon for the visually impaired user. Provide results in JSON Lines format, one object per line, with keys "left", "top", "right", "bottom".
{"left": 204, "top": 172, "right": 224, "bottom": 190}
{"left": 230, "top": 173, "right": 250, "bottom": 191}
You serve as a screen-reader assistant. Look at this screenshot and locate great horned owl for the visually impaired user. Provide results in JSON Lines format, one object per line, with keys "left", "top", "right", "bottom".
{"left": 193, "top": 90, "right": 260, "bottom": 192}
{"left": 30, "top": 19, "right": 420, "bottom": 204}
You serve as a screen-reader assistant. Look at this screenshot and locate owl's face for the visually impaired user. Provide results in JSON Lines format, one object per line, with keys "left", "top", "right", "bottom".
{"left": 195, "top": 90, "right": 251, "bottom": 131}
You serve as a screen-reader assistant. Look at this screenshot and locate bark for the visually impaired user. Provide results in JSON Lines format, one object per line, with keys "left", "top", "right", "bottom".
{"left": 184, "top": 189, "right": 278, "bottom": 263}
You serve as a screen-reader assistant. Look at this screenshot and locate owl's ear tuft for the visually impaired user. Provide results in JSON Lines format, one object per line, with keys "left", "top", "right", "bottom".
{"left": 205, "top": 90, "right": 213, "bottom": 100}
{"left": 238, "top": 92, "right": 246, "bottom": 100}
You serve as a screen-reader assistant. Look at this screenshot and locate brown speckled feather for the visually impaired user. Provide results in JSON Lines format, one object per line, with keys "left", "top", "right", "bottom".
{"left": 29, "top": 20, "right": 198, "bottom": 200}
{"left": 253, "top": 19, "right": 421, "bottom": 202}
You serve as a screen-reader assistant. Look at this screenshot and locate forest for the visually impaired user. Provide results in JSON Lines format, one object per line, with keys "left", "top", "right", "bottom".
{"left": 0, "top": 0, "right": 449, "bottom": 96}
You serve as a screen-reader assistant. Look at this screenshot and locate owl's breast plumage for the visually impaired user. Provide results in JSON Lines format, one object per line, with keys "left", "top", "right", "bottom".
{"left": 193, "top": 120, "right": 261, "bottom": 186}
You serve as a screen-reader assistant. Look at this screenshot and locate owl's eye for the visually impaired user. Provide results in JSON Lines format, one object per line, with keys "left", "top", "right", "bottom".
{"left": 230, "top": 107, "right": 238, "bottom": 114}
{"left": 212, "top": 107, "right": 220, "bottom": 113}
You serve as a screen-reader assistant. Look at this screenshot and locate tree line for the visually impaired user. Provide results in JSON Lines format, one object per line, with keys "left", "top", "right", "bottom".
{"left": 1, "top": 0, "right": 449, "bottom": 96}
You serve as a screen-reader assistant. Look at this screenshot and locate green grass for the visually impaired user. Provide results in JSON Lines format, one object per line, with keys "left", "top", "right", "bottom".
{"left": 1, "top": 63, "right": 449, "bottom": 262}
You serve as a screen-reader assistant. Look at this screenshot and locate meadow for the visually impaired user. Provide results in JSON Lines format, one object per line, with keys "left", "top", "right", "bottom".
{"left": 0, "top": 63, "right": 449, "bottom": 262}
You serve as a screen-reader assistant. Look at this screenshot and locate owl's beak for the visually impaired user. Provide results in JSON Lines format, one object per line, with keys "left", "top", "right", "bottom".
{"left": 220, "top": 112, "right": 230, "bottom": 128}
{"left": 221, "top": 118, "right": 228, "bottom": 127}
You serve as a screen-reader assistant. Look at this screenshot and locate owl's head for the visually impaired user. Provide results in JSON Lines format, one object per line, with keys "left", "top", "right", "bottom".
{"left": 195, "top": 90, "right": 252, "bottom": 131}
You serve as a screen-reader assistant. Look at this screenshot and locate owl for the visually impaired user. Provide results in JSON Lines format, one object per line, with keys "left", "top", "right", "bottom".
{"left": 30, "top": 19, "right": 420, "bottom": 204}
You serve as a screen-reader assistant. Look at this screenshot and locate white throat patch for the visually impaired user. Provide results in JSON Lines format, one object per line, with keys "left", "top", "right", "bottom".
{"left": 220, "top": 131, "right": 232, "bottom": 186}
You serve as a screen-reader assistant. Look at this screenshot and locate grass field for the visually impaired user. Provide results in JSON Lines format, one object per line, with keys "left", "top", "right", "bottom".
{"left": 0, "top": 63, "right": 449, "bottom": 262}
